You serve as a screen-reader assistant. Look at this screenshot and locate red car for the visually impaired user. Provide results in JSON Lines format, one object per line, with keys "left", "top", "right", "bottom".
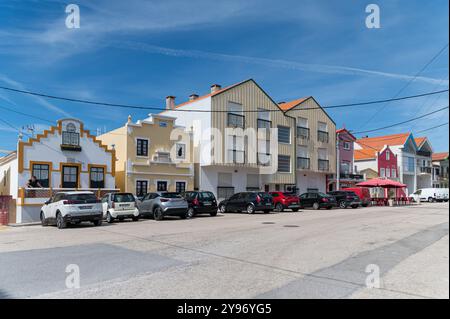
{"left": 342, "top": 187, "right": 371, "bottom": 207}
{"left": 269, "top": 192, "right": 301, "bottom": 212}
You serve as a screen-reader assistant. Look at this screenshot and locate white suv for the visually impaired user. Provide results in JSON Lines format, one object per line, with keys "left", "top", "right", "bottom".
{"left": 40, "top": 191, "right": 103, "bottom": 229}
{"left": 101, "top": 192, "right": 140, "bottom": 223}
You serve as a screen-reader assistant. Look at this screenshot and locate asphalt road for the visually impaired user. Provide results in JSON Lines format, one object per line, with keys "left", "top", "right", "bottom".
{"left": 0, "top": 202, "right": 448, "bottom": 299}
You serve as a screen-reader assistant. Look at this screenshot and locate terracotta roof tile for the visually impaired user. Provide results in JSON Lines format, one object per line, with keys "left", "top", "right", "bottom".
{"left": 355, "top": 133, "right": 410, "bottom": 161}
{"left": 354, "top": 148, "right": 377, "bottom": 160}
{"left": 432, "top": 152, "right": 449, "bottom": 161}
{"left": 278, "top": 97, "right": 309, "bottom": 111}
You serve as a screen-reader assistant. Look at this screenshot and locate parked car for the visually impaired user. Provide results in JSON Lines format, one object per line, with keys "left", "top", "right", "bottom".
{"left": 342, "top": 187, "right": 371, "bottom": 207}
{"left": 101, "top": 192, "right": 140, "bottom": 223}
{"left": 299, "top": 192, "right": 337, "bottom": 210}
{"left": 138, "top": 192, "right": 189, "bottom": 220}
{"left": 435, "top": 188, "right": 449, "bottom": 202}
{"left": 181, "top": 191, "right": 218, "bottom": 217}
{"left": 40, "top": 191, "right": 103, "bottom": 229}
{"left": 410, "top": 188, "right": 442, "bottom": 202}
{"left": 269, "top": 192, "right": 300, "bottom": 212}
{"left": 218, "top": 192, "right": 273, "bottom": 214}
{"left": 327, "top": 191, "right": 361, "bottom": 209}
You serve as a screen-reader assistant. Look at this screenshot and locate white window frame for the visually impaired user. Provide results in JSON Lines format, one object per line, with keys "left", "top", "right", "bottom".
{"left": 135, "top": 137, "right": 150, "bottom": 158}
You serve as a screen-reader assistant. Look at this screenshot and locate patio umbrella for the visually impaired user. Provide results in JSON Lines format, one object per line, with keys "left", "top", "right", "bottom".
{"left": 356, "top": 178, "right": 401, "bottom": 188}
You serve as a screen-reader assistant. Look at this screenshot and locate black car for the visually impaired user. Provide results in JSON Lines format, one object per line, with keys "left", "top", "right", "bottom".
{"left": 181, "top": 191, "right": 218, "bottom": 217}
{"left": 218, "top": 192, "right": 273, "bottom": 214}
{"left": 299, "top": 192, "right": 337, "bottom": 210}
{"left": 327, "top": 191, "right": 361, "bottom": 209}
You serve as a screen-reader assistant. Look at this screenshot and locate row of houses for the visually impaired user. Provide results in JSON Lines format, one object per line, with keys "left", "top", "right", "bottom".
{"left": 0, "top": 79, "right": 447, "bottom": 224}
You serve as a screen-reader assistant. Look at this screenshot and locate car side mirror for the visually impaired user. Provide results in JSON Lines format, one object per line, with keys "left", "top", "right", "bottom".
{"left": 44, "top": 200, "right": 50, "bottom": 205}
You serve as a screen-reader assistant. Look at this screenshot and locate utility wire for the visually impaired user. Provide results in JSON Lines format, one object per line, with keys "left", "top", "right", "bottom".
{"left": 356, "top": 43, "right": 449, "bottom": 129}
{"left": 352, "top": 105, "right": 449, "bottom": 135}
{"left": 415, "top": 122, "right": 448, "bottom": 134}
{"left": 0, "top": 85, "right": 447, "bottom": 113}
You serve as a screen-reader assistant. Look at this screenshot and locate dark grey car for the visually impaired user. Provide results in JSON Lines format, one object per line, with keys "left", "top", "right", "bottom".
{"left": 138, "top": 192, "right": 189, "bottom": 220}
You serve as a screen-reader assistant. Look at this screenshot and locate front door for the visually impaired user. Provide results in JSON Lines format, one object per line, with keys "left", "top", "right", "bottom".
{"left": 62, "top": 165, "right": 79, "bottom": 188}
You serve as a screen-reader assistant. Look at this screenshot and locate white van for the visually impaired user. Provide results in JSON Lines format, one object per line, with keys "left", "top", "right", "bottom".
{"left": 410, "top": 188, "right": 441, "bottom": 202}
{"left": 435, "top": 188, "right": 449, "bottom": 202}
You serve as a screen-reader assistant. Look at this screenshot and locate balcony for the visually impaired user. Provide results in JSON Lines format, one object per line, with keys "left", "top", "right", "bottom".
{"left": 226, "top": 150, "right": 245, "bottom": 164}
{"left": 339, "top": 173, "right": 364, "bottom": 181}
{"left": 317, "top": 130, "right": 329, "bottom": 143}
{"left": 297, "top": 127, "right": 310, "bottom": 141}
{"left": 257, "top": 153, "right": 271, "bottom": 166}
{"left": 297, "top": 157, "right": 310, "bottom": 170}
{"left": 257, "top": 118, "right": 271, "bottom": 130}
{"left": 61, "top": 131, "right": 81, "bottom": 151}
{"left": 227, "top": 113, "right": 245, "bottom": 129}
{"left": 318, "top": 159, "right": 329, "bottom": 171}
{"left": 419, "top": 166, "right": 432, "bottom": 174}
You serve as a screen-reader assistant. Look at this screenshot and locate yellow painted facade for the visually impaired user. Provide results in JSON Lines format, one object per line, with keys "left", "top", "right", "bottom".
{"left": 98, "top": 115, "right": 194, "bottom": 195}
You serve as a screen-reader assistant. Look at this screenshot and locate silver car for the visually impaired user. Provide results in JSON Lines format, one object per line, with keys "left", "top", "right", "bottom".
{"left": 138, "top": 192, "right": 189, "bottom": 220}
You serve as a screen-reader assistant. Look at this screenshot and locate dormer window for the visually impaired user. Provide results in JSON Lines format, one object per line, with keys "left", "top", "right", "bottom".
{"left": 61, "top": 122, "right": 81, "bottom": 151}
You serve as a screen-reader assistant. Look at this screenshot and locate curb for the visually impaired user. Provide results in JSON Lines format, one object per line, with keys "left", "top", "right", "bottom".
{"left": 8, "top": 222, "right": 41, "bottom": 227}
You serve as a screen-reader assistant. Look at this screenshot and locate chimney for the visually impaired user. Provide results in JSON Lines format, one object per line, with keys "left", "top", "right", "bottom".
{"left": 210, "top": 84, "right": 222, "bottom": 93}
{"left": 166, "top": 96, "right": 176, "bottom": 110}
{"left": 189, "top": 93, "right": 199, "bottom": 101}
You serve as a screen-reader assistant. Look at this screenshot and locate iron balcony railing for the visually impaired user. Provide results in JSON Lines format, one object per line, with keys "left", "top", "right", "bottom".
{"left": 297, "top": 127, "right": 310, "bottom": 140}
{"left": 317, "top": 130, "right": 329, "bottom": 143}
{"left": 419, "top": 167, "right": 432, "bottom": 174}
{"left": 227, "top": 113, "right": 245, "bottom": 128}
{"left": 297, "top": 157, "right": 310, "bottom": 169}
{"left": 227, "top": 150, "right": 245, "bottom": 164}
{"left": 318, "top": 159, "right": 329, "bottom": 171}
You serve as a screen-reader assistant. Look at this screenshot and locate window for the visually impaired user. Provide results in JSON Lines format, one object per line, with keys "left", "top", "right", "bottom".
{"left": 227, "top": 102, "right": 244, "bottom": 128}
{"left": 175, "top": 181, "right": 186, "bottom": 193}
{"left": 157, "top": 181, "right": 168, "bottom": 192}
{"left": 317, "top": 122, "right": 328, "bottom": 143}
{"left": 340, "top": 161, "right": 350, "bottom": 174}
{"left": 385, "top": 167, "right": 391, "bottom": 177}
{"left": 62, "top": 123, "right": 80, "bottom": 146}
{"left": 136, "top": 180, "right": 148, "bottom": 197}
{"left": 136, "top": 139, "right": 149, "bottom": 156}
{"left": 62, "top": 166, "right": 78, "bottom": 188}
{"left": 318, "top": 148, "right": 328, "bottom": 171}
{"left": 90, "top": 166, "right": 105, "bottom": 188}
{"left": 297, "top": 117, "right": 309, "bottom": 140}
{"left": 226, "top": 135, "right": 245, "bottom": 164}
{"left": 176, "top": 143, "right": 186, "bottom": 159}
{"left": 386, "top": 150, "right": 390, "bottom": 161}
{"left": 278, "top": 126, "right": 291, "bottom": 144}
{"left": 297, "top": 146, "right": 310, "bottom": 169}
{"left": 380, "top": 168, "right": 386, "bottom": 177}
{"left": 392, "top": 168, "right": 397, "bottom": 178}
{"left": 257, "top": 108, "right": 271, "bottom": 129}
{"left": 343, "top": 142, "right": 351, "bottom": 150}
{"left": 278, "top": 155, "right": 291, "bottom": 173}
{"left": 32, "top": 163, "right": 49, "bottom": 187}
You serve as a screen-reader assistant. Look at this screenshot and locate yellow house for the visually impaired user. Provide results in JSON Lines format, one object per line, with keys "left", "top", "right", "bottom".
{"left": 98, "top": 114, "right": 194, "bottom": 196}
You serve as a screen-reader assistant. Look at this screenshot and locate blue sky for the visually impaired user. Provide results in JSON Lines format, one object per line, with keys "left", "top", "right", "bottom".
{"left": 0, "top": 0, "right": 448, "bottom": 154}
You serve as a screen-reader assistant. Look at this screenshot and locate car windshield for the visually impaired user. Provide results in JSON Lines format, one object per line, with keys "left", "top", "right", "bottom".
{"left": 200, "top": 192, "right": 215, "bottom": 200}
{"left": 161, "top": 192, "right": 182, "bottom": 199}
{"left": 183, "top": 192, "right": 198, "bottom": 200}
{"left": 112, "top": 193, "right": 135, "bottom": 202}
{"left": 66, "top": 193, "right": 97, "bottom": 202}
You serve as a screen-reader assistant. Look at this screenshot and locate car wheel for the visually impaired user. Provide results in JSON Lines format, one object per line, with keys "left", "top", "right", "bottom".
{"left": 153, "top": 207, "right": 164, "bottom": 221}
{"left": 428, "top": 197, "right": 434, "bottom": 203}
{"left": 40, "top": 212, "right": 48, "bottom": 226}
{"left": 339, "top": 201, "right": 347, "bottom": 209}
{"left": 210, "top": 210, "right": 218, "bottom": 217}
{"left": 106, "top": 212, "right": 114, "bottom": 223}
{"left": 312, "top": 202, "right": 320, "bottom": 210}
{"left": 275, "top": 203, "right": 284, "bottom": 212}
{"left": 219, "top": 204, "right": 226, "bottom": 214}
{"left": 292, "top": 208, "right": 299, "bottom": 212}
{"left": 186, "top": 207, "right": 195, "bottom": 219}
{"left": 56, "top": 212, "right": 66, "bottom": 229}
{"left": 246, "top": 204, "right": 255, "bottom": 214}
{"left": 93, "top": 219, "right": 102, "bottom": 226}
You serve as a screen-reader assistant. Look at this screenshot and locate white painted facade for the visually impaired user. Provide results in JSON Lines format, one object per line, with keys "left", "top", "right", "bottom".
{"left": 0, "top": 119, "right": 117, "bottom": 224}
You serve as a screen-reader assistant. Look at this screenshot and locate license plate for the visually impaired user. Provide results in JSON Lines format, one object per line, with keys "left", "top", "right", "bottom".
{"left": 203, "top": 202, "right": 211, "bottom": 206}
{"left": 119, "top": 204, "right": 129, "bottom": 207}
{"left": 79, "top": 206, "right": 92, "bottom": 210}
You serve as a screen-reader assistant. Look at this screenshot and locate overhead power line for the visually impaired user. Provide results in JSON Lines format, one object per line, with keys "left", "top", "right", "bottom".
{"left": 0, "top": 85, "right": 448, "bottom": 113}
{"left": 357, "top": 43, "right": 449, "bottom": 129}
{"left": 352, "top": 105, "right": 449, "bottom": 135}
{"left": 415, "top": 122, "right": 448, "bottom": 134}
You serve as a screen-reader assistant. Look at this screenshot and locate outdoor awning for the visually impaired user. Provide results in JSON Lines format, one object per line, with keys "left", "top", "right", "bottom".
{"left": 356, "top": 178, "right": 406, "bottom": 188}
